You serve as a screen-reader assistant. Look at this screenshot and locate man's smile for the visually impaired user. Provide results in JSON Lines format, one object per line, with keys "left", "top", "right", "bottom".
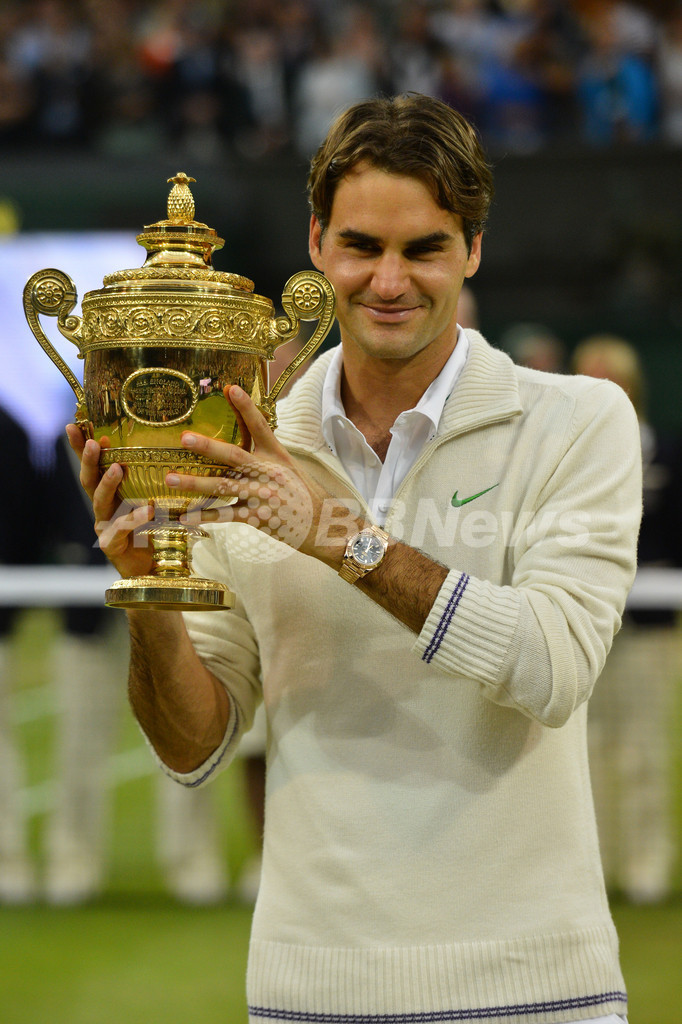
{"left": 360, "top": 302, "right": 423, "bottom": 323}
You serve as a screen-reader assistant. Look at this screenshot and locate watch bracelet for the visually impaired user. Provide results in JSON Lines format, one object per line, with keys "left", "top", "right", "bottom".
{"left": 338, "top": 560, "right": 365, "bottom": 584}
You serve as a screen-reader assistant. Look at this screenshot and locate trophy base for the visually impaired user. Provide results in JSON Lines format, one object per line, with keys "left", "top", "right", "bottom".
{"left": 105, "top": 575, "right": 235, "bottom": 611}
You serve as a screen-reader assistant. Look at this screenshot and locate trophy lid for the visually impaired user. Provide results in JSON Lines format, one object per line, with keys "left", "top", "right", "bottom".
{"left": 103, "top": 172, "right": 255, "bottom": 292}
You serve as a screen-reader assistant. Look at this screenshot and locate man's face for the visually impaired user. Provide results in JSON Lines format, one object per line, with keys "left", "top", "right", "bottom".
{"left": 309, "top": 163, "right": 481, "bottom": 369}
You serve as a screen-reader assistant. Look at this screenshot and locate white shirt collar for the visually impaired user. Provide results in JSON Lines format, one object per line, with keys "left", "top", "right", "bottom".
{"left": 320, "top": 329, "right": 470, "bottom": 522}
{"left": 322, "top": 327, "right": 470, "bottom": 452}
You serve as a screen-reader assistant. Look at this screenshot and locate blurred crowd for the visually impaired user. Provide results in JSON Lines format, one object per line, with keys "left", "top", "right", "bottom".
{"left": 1, "top": 0, "right": 682, "bottom": 163}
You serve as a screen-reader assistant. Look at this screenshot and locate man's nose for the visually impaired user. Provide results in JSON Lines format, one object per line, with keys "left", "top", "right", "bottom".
{"left": 370, "top": 252, "right": 409, "bottom": 299}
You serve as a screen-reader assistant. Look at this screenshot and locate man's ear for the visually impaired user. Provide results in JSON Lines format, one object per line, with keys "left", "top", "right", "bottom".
{"left": 464, "top": 232, "right": 483, "bottom": 279}
{"left": 309, "top": 215, "right": 324, "bottom": 271}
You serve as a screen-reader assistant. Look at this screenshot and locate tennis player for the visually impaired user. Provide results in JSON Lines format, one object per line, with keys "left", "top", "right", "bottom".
{"left": 71, "top": 94, "right": 639, "bottom": 1024}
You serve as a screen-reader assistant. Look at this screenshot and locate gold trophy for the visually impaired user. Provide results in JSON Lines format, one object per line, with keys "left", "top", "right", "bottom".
{"left": 23, "top": 173, "right": 335, "bottom": 610}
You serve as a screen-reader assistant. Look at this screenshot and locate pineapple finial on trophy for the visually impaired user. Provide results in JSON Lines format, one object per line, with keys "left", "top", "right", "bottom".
{"left": 166, "top": 172, "right": 197, "bottom": 223}
{"left": 135, "top": 171, "right": 228, "bottom": 270}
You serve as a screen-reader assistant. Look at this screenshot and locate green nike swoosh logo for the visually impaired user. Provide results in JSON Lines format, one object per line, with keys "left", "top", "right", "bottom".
{"left": 451, "top": 484, "right": 499, "bottom": 507}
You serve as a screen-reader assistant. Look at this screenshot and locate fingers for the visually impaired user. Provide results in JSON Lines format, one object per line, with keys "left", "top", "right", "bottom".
{"left": 166, "top": 453, "right": 291, "bottom": 502}
{"left": 92, "top": 458, "right": 125, "bottom": 522}
{"left": 68, "top": 427, "right": 131, "bottom": 542}
{"left": 226, "top": 384, "right": 279, "bottom": 454}
{"left": 95, "top": 503, "right": 155, "bottom": 577}
{"left": 225, "top": 384, "right": 252, "bottom": 452}
{"left": 65, "top": 422, "right": 86, "bottom": 458}
{"left": 78, "top": 437, "right": 104, "bottom": 500}
{"left": 65, "top": 425, "right": 156, "bottom": 578}
{"left": 176, "top": 432, "right": 257, "bottom": 482}
{"left": 179, "top": 472, "right": 313, "bottom": 550}
{"left": 96, "top": 503, "right": 153, "bottom": 554}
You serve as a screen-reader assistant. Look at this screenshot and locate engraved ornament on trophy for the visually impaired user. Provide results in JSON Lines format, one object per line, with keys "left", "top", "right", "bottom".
{"left": 23, "top": 173, "right": 336, "bottom": 610}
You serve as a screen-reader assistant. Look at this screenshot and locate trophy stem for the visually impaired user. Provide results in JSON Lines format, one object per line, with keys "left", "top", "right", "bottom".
{"left": 151, "top": 520, "right": 196, "bottom": 578}
{"left": 105, "top": 519, "right": 235, "bottom": 611}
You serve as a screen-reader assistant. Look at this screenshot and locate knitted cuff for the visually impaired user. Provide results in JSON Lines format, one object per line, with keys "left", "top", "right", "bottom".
{"left": 414, "top": 568, "right": 519, "bottom": 686}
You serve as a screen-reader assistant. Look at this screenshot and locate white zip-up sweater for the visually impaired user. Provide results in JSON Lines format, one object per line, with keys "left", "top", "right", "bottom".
{"left": 159, "top": 331, "right": 642, "bottom": 1024}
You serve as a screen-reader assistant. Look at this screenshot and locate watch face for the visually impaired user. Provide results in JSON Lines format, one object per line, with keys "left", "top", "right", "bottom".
{"left": 352, "top": 532, "right": 385, "bottom": 566}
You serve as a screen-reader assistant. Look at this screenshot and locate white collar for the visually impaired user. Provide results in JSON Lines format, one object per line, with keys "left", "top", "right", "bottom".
{"left": 321, "top": 328, "right": 470, "bottom": 450}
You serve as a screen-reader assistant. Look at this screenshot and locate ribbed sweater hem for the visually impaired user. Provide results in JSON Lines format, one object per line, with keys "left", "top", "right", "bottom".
{"left": 246, "top": 926, "right": 626, "bottom": 1024}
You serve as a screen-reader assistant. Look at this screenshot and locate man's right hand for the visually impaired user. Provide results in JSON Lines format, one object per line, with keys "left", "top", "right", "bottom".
{"left": 65, "top": 423, "right": 155, "bottom": 580}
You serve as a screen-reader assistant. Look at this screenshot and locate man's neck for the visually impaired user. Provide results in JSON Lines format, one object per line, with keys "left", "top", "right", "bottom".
{"left": 339, "top": 340, "right": 456, "bottom": 459}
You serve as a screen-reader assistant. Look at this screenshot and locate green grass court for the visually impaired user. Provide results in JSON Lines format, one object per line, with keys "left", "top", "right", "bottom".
{"left": 2, "top": 609, "right": 681, "bottom": 1023}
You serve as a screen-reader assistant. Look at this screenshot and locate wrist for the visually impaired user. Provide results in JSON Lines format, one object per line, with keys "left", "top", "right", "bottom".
{"left": 305, "top": 503, "right": 368, "bottom": 569}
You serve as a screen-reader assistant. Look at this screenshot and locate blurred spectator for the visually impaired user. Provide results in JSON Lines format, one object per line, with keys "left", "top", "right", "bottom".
{"left": 135, "top": 0, "right": 187, "bottom": 81}
{"left": 0, "top": 0, "right": 35, "bottom": 148}
{"left": 273, "top": 0, "right": 318, "bottom": 107}
{"left": 292, "top": 4, "right": 387, "bottom": 157}
{"left": 7, "top": 0, "right": 95, "bottom": 146}
{"left": 389, "top": 3, "right": 444, "bottom": 99}
{"left": 497, "top": 0, "right": 583, "bottom": 144}
{"left": 574, "top": 0, "right": 659, "bottom": 144}
{"left": 477, "top": 0, "right": 569, "bottom": 152}
{"left": 226, "top": 15, "right": 289, "bottom": 158}
{"left": 457, "top": 282, "right": 480, "bottom": 329}
{"left": 429, "top": 0, "right": 502, "bottom": 77}
{"left": 0, "top": 55, "right": 33, "bottom": 148}
{"left": 0, "top": 406, "right": 40, "bottom": 904}
{"left": 658, "top": 6, "right": 682, "bottom": 145}
{"left": 91, "top": 32, "right": 166, "bottom": 158}
{"left": 572, "top": 334, "right": 682, "bottom": 904}
{"left": 432, "top": 41, "right": 486, "bottom": 128}
{"left": 498, "top": 321, "right": 567, "bottom": 372}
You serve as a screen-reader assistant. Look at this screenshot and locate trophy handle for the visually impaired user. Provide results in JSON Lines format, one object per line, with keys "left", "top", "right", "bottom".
{"left": 264, "top": 270, "right": 336, "bottom": 418}
{"left": 23, "top": 268, "right": 86, "bottom": 408}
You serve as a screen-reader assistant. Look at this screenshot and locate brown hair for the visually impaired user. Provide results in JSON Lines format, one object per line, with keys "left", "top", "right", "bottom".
{"left": 307, "top": 94, "right": 494, "bottom": 252}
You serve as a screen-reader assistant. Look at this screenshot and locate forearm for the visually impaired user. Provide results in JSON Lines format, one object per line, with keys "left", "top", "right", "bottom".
{"left": 350, "top": 538, "right": 448, "bottom": 632}
{"left": 315, "top": 512, "right": 449, "bottom": 633}
{"left": 127, "top": 609, "right": 231, "bottom": 774}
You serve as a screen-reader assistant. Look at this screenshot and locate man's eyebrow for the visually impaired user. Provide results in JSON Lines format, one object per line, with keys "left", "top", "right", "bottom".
{"left": 405, "top": 230, "right": 454, "bottom": 247}
{"left": 337, "top": 229, "right": 380, "bottom": 244}
{"left": 336, "top": 229, "right": 454, "bottom": 246}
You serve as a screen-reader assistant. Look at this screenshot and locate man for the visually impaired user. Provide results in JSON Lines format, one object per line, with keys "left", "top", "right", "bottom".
{"left": 69, "top": 95, "right": 640, "bottom": 1024}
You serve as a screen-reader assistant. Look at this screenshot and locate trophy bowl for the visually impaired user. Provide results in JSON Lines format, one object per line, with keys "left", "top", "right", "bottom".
{"left": 23, "top": 173, "right": 335, "bottom": 610}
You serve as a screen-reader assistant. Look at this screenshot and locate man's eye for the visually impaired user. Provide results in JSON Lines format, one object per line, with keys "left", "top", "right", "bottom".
{"left": 408, "top": 246, "right": 441, "bottom": 258}
{"left": 348, "top": 241, "right": 379, "bottom": 253}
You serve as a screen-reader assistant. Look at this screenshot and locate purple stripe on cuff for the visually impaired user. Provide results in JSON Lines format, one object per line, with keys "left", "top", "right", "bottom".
{"left": 422, "top": 572, "right": 469, "bottom": 664}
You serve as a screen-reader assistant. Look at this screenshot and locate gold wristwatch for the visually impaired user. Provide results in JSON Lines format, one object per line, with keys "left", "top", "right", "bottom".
{"left": 338, "top": 525, "right": 390, "bottom": 584}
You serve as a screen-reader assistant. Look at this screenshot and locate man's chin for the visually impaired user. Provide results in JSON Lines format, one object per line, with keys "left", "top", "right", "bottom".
{"left": 355, "top": 338, "right": 428, "bottom": 364}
